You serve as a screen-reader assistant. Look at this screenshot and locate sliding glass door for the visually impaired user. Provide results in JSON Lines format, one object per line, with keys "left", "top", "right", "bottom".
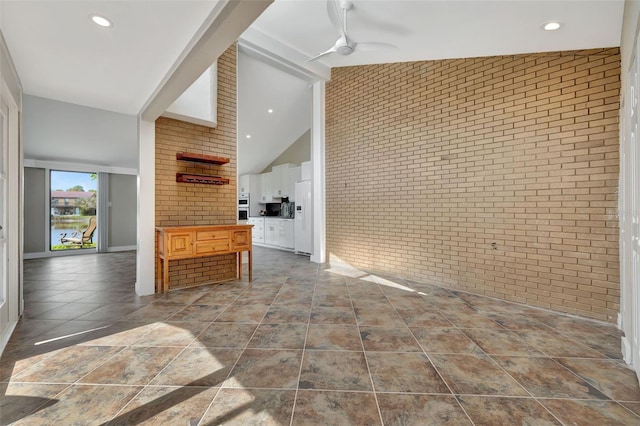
{"left": 50, "top": 170, "right": 98, "bottom": 251}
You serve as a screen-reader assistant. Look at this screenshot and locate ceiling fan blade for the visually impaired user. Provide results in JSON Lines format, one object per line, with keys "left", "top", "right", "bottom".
{"left": 306, "top": 46, "right": 338, "bottom": 63}
{"left": 356, "top": 41, "right": 398, "bottom": 52}
{"left": 326, "top": 0, "right": 345, "bottom": 37}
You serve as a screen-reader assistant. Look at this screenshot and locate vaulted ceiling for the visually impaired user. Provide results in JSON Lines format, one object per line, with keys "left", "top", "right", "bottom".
{"left": 0, "top": 0, "right": 625, "bottom": 172}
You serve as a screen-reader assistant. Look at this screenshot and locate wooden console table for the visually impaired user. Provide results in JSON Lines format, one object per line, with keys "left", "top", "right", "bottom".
{"left": 156, "top": 224, "right": 252, "bottom": 294}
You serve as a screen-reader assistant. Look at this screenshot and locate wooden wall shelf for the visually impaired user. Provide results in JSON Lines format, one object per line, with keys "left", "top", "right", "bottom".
{"left": 176, "top": 173, "right": 230, "bottom": 185}
{"left": 176, "top": 152, "right": 230, "bottom": 165}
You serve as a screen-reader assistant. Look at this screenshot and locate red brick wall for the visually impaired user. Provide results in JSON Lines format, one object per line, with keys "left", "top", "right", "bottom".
{"left": 326, "top": 48, "right": 620, "bottom": 322}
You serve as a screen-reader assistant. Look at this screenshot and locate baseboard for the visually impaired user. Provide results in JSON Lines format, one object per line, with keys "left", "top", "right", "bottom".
{"left": 23, "top": 252, "right": 47, "bottom": 259}
{"left": 622, "top": 336, "right": 633, "bottom": 365}
{"left": 0, "top": 321, "right": 17, "bottom": 357}
{"left": 25, "top": 246, "right": 135, "bottom": 259}
{"left": 618, "top": 312, "right": 622, "bottom": 330}
{"left": 252, "top": 242, "right": 294, "bottom": 252}
{"left": 24, "top": 250, "right": 94, "bottom": 259}
{"left": 107, "top": 245, "right": 137, "bottom": 252}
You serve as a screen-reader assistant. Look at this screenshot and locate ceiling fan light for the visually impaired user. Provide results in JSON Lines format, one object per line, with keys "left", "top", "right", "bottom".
{"left": 336, "top": 45, "right": 354, "bottom": 56}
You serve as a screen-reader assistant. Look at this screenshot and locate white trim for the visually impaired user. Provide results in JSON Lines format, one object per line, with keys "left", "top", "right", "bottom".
{"left": 107, "top": 245, "right": 136, "bottom": 253}
{"left": 0, "top": 32, "right": 23, "bottom": 105}
{"left": 97, "top": 172, "right": 109, "bottom": 252}
{"left": 136, "top": 119, "right": 155, "bottom": 296}
{"left": 24, "top": 159, "right": 137, "bottom": 176}
{"left": 310, "top": 81, "right": 326, "bottom": 264}
{"left": 161, "top": 112, "right": 217, "bottom": 128}
{"left": 1, "top": 73, "right": 22, "bottom": 339}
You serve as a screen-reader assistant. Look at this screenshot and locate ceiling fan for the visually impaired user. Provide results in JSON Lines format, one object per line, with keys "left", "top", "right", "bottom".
{"left": 307, "top": 0, "right": 396, "bottom": 62}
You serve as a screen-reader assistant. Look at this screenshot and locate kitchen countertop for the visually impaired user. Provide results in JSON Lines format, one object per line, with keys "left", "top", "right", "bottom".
{"left": 249, "top": 216, "right": 294, "bottom": 220}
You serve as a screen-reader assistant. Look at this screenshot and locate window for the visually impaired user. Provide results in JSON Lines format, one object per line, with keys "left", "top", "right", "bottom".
{"left": 50, "top": 170, "right": 98, "bottom": 251}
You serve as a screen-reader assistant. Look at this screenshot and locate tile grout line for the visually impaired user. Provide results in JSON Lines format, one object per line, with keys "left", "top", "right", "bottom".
{"left": 345, "top": 277, "right": 387, "bottom": 426}
{"left": 289, "top": 261, "right": 320, "bottom": 426}
{"left": 197, "top": 280, "right": 280, "bottom": 426}
{"left": 197, "top": 269, "right": 295, "bottom": 425}
{"left": 379, "top": 280, "right": 477, "bottom": 426}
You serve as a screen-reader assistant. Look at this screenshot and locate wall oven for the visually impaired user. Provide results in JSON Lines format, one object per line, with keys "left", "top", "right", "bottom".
{"left": 238, "top": 193, "right": 249, "bottom": 221}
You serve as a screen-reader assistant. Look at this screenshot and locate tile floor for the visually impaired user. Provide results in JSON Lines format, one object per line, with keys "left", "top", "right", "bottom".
{"left": 2, "top": 247, "right": 640, "bottom": 425}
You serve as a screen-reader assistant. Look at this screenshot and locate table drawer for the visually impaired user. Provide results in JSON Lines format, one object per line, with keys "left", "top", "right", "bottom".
{"left": 196, "top": 230, "right": 229, "bottom": 241}
{"left": 195, "top": 240, "right": 230, "bottom": 254}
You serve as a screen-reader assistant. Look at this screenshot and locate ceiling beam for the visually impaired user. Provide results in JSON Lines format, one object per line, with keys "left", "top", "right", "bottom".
{"left": 239, "top": 27, "right": 331, "bottom": 83}
{"left": 141, "top": 0, "right": 273, "bottom": 121}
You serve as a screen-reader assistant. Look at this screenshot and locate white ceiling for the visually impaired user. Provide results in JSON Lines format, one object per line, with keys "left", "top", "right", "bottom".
{"left": 0, "top": 0, "right": 625, "bottom": 173}
{"left": 237, "top": 50, "right": 311, "bottom": 175}
{"left": 0, "top": 0, "right": 218, "bottom": 115}
{"left": 251, "top": 0, "right": 624, "bottom": 68}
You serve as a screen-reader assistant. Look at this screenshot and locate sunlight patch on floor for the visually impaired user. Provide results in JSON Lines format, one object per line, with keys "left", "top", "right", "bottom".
{"left": 326, "top": 253, "right": 416, "bottom": 293}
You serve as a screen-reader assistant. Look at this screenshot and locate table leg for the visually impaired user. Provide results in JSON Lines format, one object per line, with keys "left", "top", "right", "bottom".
{"left": 156, "top": 256, "right": 161, "bottom": 293}
{"left": 237, "top": 252, "right": 242, "bottom": 280}
{"left": 248, "top": 250, "right": 252, "bottom": 282}
{"left": 163, "top": 258, "right": 169, "bottom": 295}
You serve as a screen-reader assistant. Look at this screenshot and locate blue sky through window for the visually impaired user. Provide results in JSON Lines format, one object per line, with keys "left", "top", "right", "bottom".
{"left": 51, "top": 171, "right": 97, "bottom": 192}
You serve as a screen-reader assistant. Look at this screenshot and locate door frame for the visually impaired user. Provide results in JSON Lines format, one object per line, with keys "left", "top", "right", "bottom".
{"left": 0, "top": 76, "right": 22, "bottom": 354}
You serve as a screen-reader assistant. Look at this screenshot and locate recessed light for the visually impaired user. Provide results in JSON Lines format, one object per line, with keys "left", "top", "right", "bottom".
{"left": 267, "top": 109, "right": 273, "bottom": 114}
{"left": 543, "top": 22, "right": 561, "bottom": 31}
{"left": 246, "top": 134, "right": 251, "bottom": 139}
{"left": 90, "top": 14, "right": 113, "bottom": 28}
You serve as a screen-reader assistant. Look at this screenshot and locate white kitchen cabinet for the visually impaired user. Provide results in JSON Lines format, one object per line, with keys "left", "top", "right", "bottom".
{"left": 265, "top": 218, "right": 278, "bottom": 245}
{"left": 264, "top": 218, "right": 294, "bottom": 249}
{"left": 239, "top": 174, "right": 250, "bottom": 194}
{"left": 247, "top": 217, "right": 265, "bottom": 244}
{"left": 239, "top": 174, "right": 260, "bottom": 195}
{"left": 279, "top": 219, "right": 294, "bottom": 249}
{"left": 260, "top": 172, "right": 274, "bottom": 203}
{"left": 272, "top": 163, "right": 295, "bottom": 198}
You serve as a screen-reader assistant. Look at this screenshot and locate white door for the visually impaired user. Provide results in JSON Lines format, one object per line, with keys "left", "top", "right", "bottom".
{"left": 625, "top": 44, "right": 640, "bottom": 382}
{"left": 633, "top": 51, "right": 640, "bottom": 382}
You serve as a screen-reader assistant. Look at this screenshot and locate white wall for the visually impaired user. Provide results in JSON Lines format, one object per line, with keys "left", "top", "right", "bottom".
{"left": 163, "top": 64, "right": 217, "bottom": 128}
{"left": 262, "top": 129, "right": 310, "bottom": 173}
{"left": 23, "top": 95, "right": 138, "bottom": 169}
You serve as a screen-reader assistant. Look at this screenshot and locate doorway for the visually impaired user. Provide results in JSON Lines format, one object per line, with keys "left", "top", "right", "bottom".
{"left": 49, "top": 170, "right": 98, "bottom": 251}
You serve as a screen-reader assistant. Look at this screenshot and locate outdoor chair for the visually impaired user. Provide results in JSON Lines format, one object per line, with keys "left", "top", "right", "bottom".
{"left": 60, "top": 216, "right": 97, "bottom": 248}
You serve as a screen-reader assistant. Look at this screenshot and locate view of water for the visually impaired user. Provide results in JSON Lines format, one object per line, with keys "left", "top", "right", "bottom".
{"left": 51, "top": 228, "right": 72, "bottom": 245}
{"left": 51, "top": 220, "right": 98, "bottom": 249}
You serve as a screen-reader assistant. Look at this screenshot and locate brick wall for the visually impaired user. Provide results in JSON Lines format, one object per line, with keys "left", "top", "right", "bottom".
{"left": 326, "top": 48, "right": 620, "bottom": 322}
{"left": 155, "top": 44, "right": 237, "bottom": 291}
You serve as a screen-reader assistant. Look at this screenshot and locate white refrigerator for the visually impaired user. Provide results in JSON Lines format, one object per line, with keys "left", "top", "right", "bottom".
{"left": 294, "top": 180, "right": 312, "bottom": 255}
